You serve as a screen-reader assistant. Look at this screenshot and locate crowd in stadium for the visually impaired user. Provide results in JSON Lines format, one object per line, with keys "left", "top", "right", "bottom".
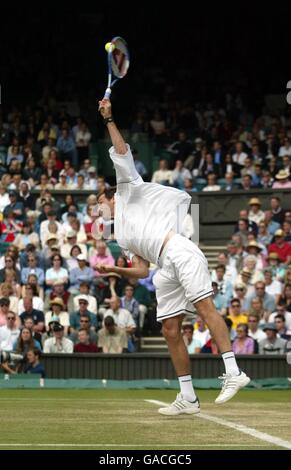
{"left": 0, "top": 89, "right": 291, "bottom": 378}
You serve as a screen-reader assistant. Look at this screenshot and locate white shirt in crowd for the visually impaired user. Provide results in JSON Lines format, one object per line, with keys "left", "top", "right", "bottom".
{"left": 193, "top": 328, "right": 211, "bottom": 347}
{"left": 265, "top": 280, "right": 282, "bottom": 298}
{"left": 0, "top": 325, "right": 20, "bottom": 351}
{"left": 269, "top": 311, "right": 291, "bottom": 330}
{"left": 43, "top": 336, "right": 74, "bottom": 353}
{"left": 248, "top": 329, "right": 266, "bottom": 342}
{"left": 232, "top": 151, "right": 248, "bottom": 166}
{"left": 104, "top": 308, "right": 136, "bottom": 330}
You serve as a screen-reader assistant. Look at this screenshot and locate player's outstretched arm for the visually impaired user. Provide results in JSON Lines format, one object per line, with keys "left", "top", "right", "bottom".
{"left": 98, "top": 98, "right": 127, "bottom": 155}
{"left": 96, "top": 255, "right": 149, "bottom": 279}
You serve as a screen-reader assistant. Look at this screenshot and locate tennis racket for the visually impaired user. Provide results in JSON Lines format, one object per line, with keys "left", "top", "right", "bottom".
{"left": 103, "top": 36, "right": 130, "bottom": 99}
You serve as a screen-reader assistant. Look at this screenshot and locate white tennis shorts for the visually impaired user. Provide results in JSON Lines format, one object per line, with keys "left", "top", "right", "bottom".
{"left": 153, "top": 234, "right": 213, "bottom": 322}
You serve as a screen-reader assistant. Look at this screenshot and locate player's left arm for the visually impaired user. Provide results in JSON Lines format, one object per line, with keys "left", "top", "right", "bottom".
{"left": 96, "top": 255, "right": 149, "bottom": 279}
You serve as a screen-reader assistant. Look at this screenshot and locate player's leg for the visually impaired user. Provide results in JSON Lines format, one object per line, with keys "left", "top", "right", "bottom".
{"left": 168, "top": 235, "right": 250, "bottom": 404}
{"left": 158, "top": 314, "right": 200, "bottom": 415}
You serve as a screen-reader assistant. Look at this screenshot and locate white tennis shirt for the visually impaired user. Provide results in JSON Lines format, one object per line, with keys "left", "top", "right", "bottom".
{"left": 109, "top": 145, "right": 191, "bottom": 264}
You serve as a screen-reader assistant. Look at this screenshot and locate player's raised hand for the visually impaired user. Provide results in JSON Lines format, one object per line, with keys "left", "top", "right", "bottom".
{"left": 98, "top": 99, "right": 112, "bottom": 119}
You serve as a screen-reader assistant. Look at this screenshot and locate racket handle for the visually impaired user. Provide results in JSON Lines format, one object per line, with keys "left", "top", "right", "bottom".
{"left": 104, "top": 88, "right": 112, "bottom": 99}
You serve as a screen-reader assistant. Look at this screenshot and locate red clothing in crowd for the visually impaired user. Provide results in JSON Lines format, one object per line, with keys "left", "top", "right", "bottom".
{"left": 74, "top": 343, "right": 99, "bottom": 353}
{"left": 268, "top": 242, "right": 291, "bottom": 263}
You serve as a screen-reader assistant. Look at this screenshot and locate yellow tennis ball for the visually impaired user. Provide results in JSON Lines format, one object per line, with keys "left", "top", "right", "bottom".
{"left": 105, "top": 42, "right": 115, "bottom": 53}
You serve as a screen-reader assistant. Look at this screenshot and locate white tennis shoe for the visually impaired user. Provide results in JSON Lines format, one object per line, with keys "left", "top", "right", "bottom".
{"left": 158, "top": 393, "right": 200, "bottom": 416}
{"left": 215, "top": 371, "right": 251, "bottom": 404}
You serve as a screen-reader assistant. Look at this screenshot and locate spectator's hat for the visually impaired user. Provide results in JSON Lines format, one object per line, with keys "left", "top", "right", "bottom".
{"left": 67, "top": 229, "right": 77, "bottom": 238}
{"left": 59, "top": 170, "right": 66, "bottom": 177}
{"left": 262, "top": 322, "right": 277, "bottom": 332}
{"left": 274, "top": 229, "right": 284, "bottom": 237}
{"left": 107, "top": 272, "right": 122, "bottom": 279}
{"left": 46, "top": 235, "right": 58, "bottom": 244}
{"left": 76, "top": 254, "right": 86, "bottom": 261}
{"left": 78, "top": 295, "right": 89, "bottom": 303}
{"left": 52, "top": 322, "right": 64, "bottom": 332}
{"left": 48, "top": 319, "right": 61, "bottom": 327}
{"left": 8, "top": 190, "right": 17, "bottom": 197}
{"left": 195, "top": 137, "right": 203, "bottom": 144}
{"left": 51, "top": 245, "right": 60, "bottom": 251}
{"left": 67, "top": 211, "right": 77, "bottom": 218}
{"left": 53, "top": 279, "right": 65, "bottom": 286}
{"left": 267, "top": 252, "right": 279, "bottom": 261}
{"left": 248, "top": 197, "right": 261, "bottom": 206}
{"left": 50, "top": 297, "right": 65, "bottom": 309}
{"left": 88, "top": 166, "right": 96, "bottom": 173}
{"left": 275, "top": 169, "right": 289, "bottom": 180}
{"left": 234, "top": 282, "right": 246, "bottom": 291}
{"left": 246, "top": 241, "right": 262, "bottom": 252}
{"left": 240, "top": 267, "right": 252, "bottom": 278}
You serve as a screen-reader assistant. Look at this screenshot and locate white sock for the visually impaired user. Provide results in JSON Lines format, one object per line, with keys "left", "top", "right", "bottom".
{"left": 178, "top": 375, "right": 197, "bottom": 402}
{"left": 222, "top": 351, "right": 240, "bottom": 376}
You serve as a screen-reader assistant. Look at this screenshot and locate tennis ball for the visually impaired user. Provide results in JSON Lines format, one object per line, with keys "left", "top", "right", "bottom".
{"left": 105, "top": 42, "right": 115, "bottom": 53}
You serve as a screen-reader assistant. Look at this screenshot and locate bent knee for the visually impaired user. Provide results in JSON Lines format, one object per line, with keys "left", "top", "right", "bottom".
{"left": 162, "top": 317, "right": 182, "bottom": 340}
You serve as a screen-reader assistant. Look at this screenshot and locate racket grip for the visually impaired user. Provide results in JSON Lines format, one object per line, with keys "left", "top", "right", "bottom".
{"left": 104, "top": 88, "right": 112, "bottom": 99}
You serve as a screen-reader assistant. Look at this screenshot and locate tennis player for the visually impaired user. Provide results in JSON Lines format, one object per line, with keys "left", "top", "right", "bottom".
{"left": 97, "top": 99, "right": 250, "bottom": 415}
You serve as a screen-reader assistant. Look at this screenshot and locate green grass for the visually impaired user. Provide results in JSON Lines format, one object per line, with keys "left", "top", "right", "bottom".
{"left": 0, "top": 389, "right": 290, "bottom": 450}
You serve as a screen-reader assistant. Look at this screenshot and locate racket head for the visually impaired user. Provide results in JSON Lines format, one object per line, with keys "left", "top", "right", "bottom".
{"left": 110, "top": 36, "right": 130, "bottom": 79}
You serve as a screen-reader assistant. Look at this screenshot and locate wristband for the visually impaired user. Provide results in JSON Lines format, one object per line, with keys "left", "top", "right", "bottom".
{"left": 104, "top": 117, "right": 114, "bottom": 125}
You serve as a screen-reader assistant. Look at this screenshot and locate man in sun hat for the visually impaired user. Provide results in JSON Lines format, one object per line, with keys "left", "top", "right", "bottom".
{"left": 248, "top": 197, "right": 265, "bottom": 225}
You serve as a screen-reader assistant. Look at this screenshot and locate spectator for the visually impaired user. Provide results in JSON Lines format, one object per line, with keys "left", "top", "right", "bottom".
{"left": 19, "top": 297, "right": 44, "bottom": 333}
{"left": 263, "top": 268, "right": 282, "bottom": 304}
{"left": 193, "top": 316, "right": 211, "bottom": 348}
{"left": 0, "top": 311, "right": 20, "bottom": 351}
{"left": 248, "top": 198, "right": 265, "bottom": 225}
{"left": 233, "top": 282, "right": 248, "bottom": 311}
{"left": 70, "top": 314, "right": 98, "bottom": 345}
{"left": 245, "top": 281, "right": 276, "bottom": 313}
{"left": 227, "top": 298, "right": 248, "bottom": 331}
{"left": 45, "top": 298, "right": 70, "bottom": 335}
{"left": 73, "top": 281, "right": 98, "bottom": 314}
{"left": 0, "top": 297, "right": 10, "bottom": 326}
{"left": 60, "top": 229, "right": 87, "bottom": 260}
{"left": 120, "top": 285, "right": 140, "bottom": 327}
{"left": 14, "top": 327, "right": 42, "bottom": 354}
{"left": 202, "top": 173, "right": 221, "bottom": 192}
{"left": 268, "top": 229, "right": 291, "bottom": 264}
{"left": 75, "top": 122, "right": 91, "bottom": 162}
{"left": 104, "top": 297, "right": 136, "bottom": 338}
{"left": 272, "top": 169, "right": 291, "bottom": 189}
{"left": 73, "top": 329, "right": 99, "bottom": 353}
{"left": 268, "top": 300, "right": 291, "bottom": 330}
{"left": 24, "top": 348, "right": 46, "bottom": 378}
{"left": 212, "top": 281, "right": 227, "bottom": 316}
{"left": 182, "top": 323, "right": 201, "bottom": 353}
{"left": 13, "top": 222, "right": 40, "bottom": 251}
{"left": 45, "top": 255, "right": 69, "bottom": 289}
{"left": 274, "top": 314, "right": 291, "bottom": 341}
{"left": 90, "top": 240, "right": 115, "bottom": 277}
{"left": 21, "top": 254, "right": 45, "bottom": 286}
{"left": 23, "top": 317, "right": 42, "bottom": 345}
{"left": 56, "top": 128, "right": 78, "bottom": 167}
{"left": 151, "top": 159, "right": 173, "bottom": 185}
{"left": 97, "top": 315, "right": 128, "bottom": 353}
{"left": 69, "top": 296, "right": 97, "bottom": 334}
{"left": 259, "top": 323, "right": 287, "bottom": 354}
{"left": 232, "top": 323, "right": 255, "bottom": 354}
{"left": 270, "top": 197, "right": 285, "bottom": 225}
{"left": 247, "top": 314, "right": 266, "bottom": 342}
{"left": 43, "top": 322, "right": 73, "bottom": 353}
{"left": 69, "top": 254, "right": 94, "bottom": 293}
{"left": 232, "top": 141, "right": 248, "bottom": 167}
{"left": 257, "top": 221, "right": 272, "bottom": 246}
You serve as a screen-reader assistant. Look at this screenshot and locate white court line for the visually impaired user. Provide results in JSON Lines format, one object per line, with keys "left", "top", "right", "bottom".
{"left": 146, "top": 400, "right": 291, "bottom": 450}
{"left": 0, "top": 443, "right": 273, "bottom": 448}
